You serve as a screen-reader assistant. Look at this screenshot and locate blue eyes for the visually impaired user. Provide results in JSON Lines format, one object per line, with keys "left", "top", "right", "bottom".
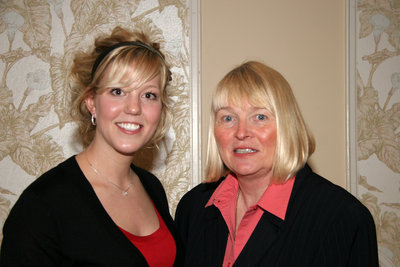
{"left": 256, "top": 114, "right": 267, "bottom": 120}
{"left": 222, "top": 114, "right": 267, "bottom": 121}
{"left": 223, "top": 116, "right": 233, "bottom": 122}
{"left": 219, "top": 114, "right": 268, "bottom": 124}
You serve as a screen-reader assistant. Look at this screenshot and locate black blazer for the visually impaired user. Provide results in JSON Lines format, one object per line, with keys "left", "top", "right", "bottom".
{"left": 175, "top": 164, "right": 378, "bottom": 266}
{"left": 1, "top": 156, "right": 183, "bottom": 266}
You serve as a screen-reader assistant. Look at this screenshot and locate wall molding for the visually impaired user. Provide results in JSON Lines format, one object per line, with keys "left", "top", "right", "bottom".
{"left": 190, "top": 0, "right": 202, "bottom": 187}
{"left": 346, "top": 0, "right": 358, "bottom": 195}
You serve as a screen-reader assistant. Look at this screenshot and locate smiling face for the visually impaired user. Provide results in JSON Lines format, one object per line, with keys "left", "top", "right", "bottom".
{"left": 85, "top": 74, "right": 162, "bottom": 156}
{"left": 214, "top": 99, "right": 277, "bottom": 181}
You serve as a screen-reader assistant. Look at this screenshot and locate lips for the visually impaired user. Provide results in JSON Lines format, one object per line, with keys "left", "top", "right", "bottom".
{"left": 116, "top": 122, "right": 141, "bottom": 131}
{"left": 234, "top": 148, "right": 257, "bottom": 154}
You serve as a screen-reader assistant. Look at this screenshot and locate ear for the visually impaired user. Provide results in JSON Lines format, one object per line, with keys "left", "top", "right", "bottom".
{"left": 84, "top": 92, "right": 96, "bottom": 117}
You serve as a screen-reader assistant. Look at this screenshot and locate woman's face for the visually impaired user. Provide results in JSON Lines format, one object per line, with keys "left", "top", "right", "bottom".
{"left": 214, "top": 99, "right": 277, "bottom": 181}
{"left": 86, "top": 74, "right": 162, "bottom": 155}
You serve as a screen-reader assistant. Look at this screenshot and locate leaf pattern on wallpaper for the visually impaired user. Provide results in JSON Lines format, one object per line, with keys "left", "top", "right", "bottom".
{"left": 19, "top": 0, "right": 51, "bottom": 62}
{"left": 358, "top": 0, "right": 400, "bottom": 50}
{"left": 0, "top": 0, "right": 192, "bottom": 244}
{"left": 0, "top": 103, "right": 22, "bottom": 161}
{"left": 357, "top": 86, "right": 400, "bottom": 173}
{"left": 359, "top": 176, "right": 383, "bottom": 192}
{"left": 5, "top": 93, "right": 58, "bottom": 176}
{"left": 159, "top": 72, "right": 191, "bottom": 207}
{"left": 357, "top": 1, "right": 400, "bottom": 265}
{"left": 0, "top": 194, "right": 12, "bottom": 241}
{"left": 23, "top": 92, "right": 53, "bottom": 132}
{"left": 0, "top": 49, "right": 32, "bottom": 88}
{"left": 361, "top": 193, "right": 400, "bottom": 265}
{"left": 357, "top": 3, "right": 400, "bottom": 174}
{"left": 0, "top": 86, "right": 13, "bottom": 109}
{"left": 381, "top": 202, "right": 400, "bottom": 210}
{"left": 31, "top": 134, "right": 65, "bottom": 176}
{"left": 110, "top": 0, "right": 141, "bottom": 23}
{"left": 50, "top": 54, "right": 74, "bottom": 127}
{"left": 70, "top": 0, "right": 106, "bottom": 33}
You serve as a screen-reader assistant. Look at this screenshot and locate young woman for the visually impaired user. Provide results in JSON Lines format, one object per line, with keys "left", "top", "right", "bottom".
{"left": 1, "top": 26, "right": 183, "bottom": 266}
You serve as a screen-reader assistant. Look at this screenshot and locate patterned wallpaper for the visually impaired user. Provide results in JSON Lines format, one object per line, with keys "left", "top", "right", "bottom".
{"left": 351, "top": 0, "right": 400, "bottom": 266}
{"left": 2, "top": 1, "right": 398, "bottom": 264}
{"left": 0, "top": 0, "right": 195, "bottom": 244}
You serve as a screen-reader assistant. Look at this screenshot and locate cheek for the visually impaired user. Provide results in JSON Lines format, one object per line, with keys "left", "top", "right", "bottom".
{"left": 144, "top": 103, "right": 162, "bottom": 123}
{"left": 214, "top": 126, "right": 231, "bottom": 149}
{"left": 95, "top": 98, "right": 121, "bottom": 117}
{"left": 260, "top": 127, "right": 277, "bottom": 151}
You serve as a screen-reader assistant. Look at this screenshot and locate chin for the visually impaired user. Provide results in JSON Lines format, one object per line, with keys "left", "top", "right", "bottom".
{"left": 114, "top": 145, "right": 143, "bottom": 156}
{"left": 234, "top": 168, "right": 266, "bottom": 178}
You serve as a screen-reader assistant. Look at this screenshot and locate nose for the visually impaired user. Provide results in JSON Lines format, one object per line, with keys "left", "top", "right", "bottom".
{"left": 235, "top": 120, "right": 250, "bottom": 140}
{"left": 124, "top": 93, "right": 141, "bottom": 115}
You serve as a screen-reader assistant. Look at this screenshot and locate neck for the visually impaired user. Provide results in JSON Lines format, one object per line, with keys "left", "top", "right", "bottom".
{"left": 83, "top": 142, "right": 134, "bottom": 184}
{"left": 236, "top": 173, "right": 272, "bottom": 208}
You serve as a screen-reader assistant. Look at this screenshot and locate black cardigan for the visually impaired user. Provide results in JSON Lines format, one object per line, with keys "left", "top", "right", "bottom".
{"left": 175, "top": 164, "right": 378, "bottom": 266}
{"left": 1, "top": 156, "right": 183, "bottom": 266}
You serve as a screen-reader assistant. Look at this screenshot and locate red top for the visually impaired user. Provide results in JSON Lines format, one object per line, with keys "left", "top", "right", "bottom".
{"left": 119, "top": 208, "right": 176, "bottom": 267}
{"left": 206, "top": 174, "right": 295, "bottom": 267}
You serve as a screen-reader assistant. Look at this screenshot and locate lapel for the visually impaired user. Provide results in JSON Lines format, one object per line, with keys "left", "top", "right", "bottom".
{"left": 233, "top": 165, "right": 313, "bottom": 266}
{"left": 283, "top": 164, "right": 312, "bottom": 225}
{"left": 234, "top": 211, "right": 283, "bottom": 266}
{"left": 257, "top": 165, "right": 315, "bottom": 265}
{"left": 202, "top": 205, "right": 229, "bottom": 266}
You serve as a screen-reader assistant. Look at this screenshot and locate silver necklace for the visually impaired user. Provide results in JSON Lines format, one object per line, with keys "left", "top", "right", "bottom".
{"left": 85, "top": 154, "right": 133, "bottom": 196}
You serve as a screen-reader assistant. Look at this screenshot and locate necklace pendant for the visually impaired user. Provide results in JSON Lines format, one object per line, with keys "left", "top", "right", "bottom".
{"left": 123, "top": 191, "right": 128, "bottom": 196}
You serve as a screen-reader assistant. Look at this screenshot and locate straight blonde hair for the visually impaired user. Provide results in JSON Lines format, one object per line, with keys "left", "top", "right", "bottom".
{"left": 205, "top": 61, "right": 315, "bottom": 183}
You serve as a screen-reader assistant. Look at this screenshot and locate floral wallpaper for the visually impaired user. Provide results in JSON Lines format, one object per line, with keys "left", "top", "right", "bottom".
{"left": 0, "top": 0, "right": 195, "bottom": 244}
{"left": 352, "top": 0, "right": 400, "bottom": 266}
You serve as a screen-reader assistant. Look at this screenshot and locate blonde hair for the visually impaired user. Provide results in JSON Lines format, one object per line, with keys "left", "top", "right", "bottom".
{"left": 70, "top": 26, "right": 171, "bottom": 147}
{"left": 205, "top": 61, "right": 315, "bottom": 183}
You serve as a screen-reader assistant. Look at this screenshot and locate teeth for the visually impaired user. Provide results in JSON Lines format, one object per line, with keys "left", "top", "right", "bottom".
{"left": 117, "top": 123, "right": 140, "bottom": 131}
{"left": 234, "top": 148, "right": 257, "bottom": 153}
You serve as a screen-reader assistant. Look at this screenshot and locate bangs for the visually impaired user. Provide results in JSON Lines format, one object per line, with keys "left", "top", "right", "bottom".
{"left": 94, "top": 47, "right": 164, "bottom": 92}
{"left": 212, "top": 67, "right": 274, "bottom": 114}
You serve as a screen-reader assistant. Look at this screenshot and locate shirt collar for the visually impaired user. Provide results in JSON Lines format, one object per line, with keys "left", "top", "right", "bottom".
{"left": 206, "top": 174, "right": 239, "bottom": 208}
{"left": 206, "top": 174, "right": 295, "bottom": 220}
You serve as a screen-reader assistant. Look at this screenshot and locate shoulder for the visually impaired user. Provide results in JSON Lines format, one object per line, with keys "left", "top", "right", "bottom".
{"left": 176, "top": 177, "right": 223, "bottom": 218}
{"left": 293, "top": 165, "right": 374, "bottom": 225}
{"left": 10, "top": 156, "right": 88, "bottom": 217}
{"left": 175, "top": 178, "right": 224, "bottom": 244}
{"left": 22, "top": 156, "right": 80, "bottom": 197}
{"left": 3, "top": 156, "right": 80, "bottom": 230}
{"left": 296, "top": 168, "right": 378, "bottom": 265}
{"left": 180, "top": 178, "right": 223, "bottom": 204}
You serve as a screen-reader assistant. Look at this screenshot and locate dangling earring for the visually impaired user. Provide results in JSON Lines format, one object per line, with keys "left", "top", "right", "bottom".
{"left": 91, "top": 114, "right": 96, "bottom": 126}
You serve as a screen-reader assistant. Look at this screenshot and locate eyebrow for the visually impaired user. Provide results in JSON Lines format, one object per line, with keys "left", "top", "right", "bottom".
{"left": 217, "top": 106, "right": 268, "bottom": 112}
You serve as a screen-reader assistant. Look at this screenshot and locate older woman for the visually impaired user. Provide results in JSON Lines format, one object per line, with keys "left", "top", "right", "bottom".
{"left": 175, "top": 61, "right": 378, "bottom": 266}
{"left": 1, "top": 26, "right": 183, "bottom": 266}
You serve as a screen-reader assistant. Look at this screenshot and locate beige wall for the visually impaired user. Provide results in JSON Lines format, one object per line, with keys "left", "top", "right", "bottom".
{"left": 201, "top": 0, "right": 347, "bottom": 187}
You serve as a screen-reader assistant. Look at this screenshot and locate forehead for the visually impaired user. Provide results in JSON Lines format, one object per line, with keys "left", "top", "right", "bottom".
{"left": 216, "top": 102, "right": 274, "bottom": 119}
{"left": 214, "top": 92, "right": 273, "bottom": 114}
{"left": 125, "top": 74, "right": 162, "bottom": 90}
{"left": 99, "top": 61, "right": 161, "bottom": 90}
